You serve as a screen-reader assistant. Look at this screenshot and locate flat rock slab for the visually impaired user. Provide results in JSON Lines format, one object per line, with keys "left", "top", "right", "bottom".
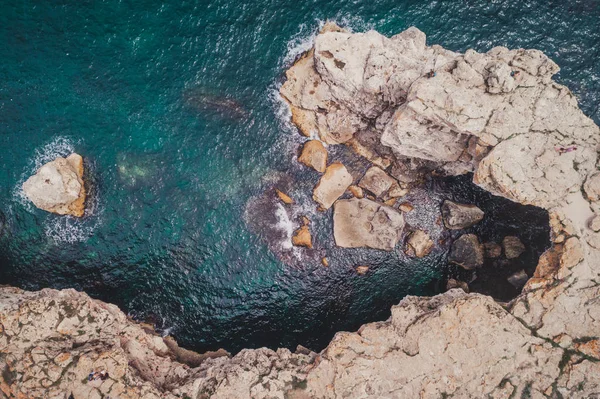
{"left": 313, "top": 162, "right": 353, "bottom": 209}
{"left": 22, "top": 153, "right": 86, "bottom": 217}
{"left": 298, "top": 140, "right": 328, "bottom": 173}
{"left": 333, "top": 198, "right": 405, "bottom": 251}
{"left": 358, "top": 166, "right": 396, "bottom": 197}
{"left": 441, "top": 200, "right": 484, "bottom": 230}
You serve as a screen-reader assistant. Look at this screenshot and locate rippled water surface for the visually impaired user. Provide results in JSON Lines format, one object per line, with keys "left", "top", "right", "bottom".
{"left": 0, "top": 0, "right": 597, "bottom": 352}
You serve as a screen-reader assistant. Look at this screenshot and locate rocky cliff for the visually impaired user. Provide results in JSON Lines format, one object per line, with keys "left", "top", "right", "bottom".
{"left": 2, "top": 24, "right": 600, "bottom": 398}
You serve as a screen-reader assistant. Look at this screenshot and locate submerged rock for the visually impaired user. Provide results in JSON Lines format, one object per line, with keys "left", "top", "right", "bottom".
{"left": 22, "top": 153, "right": 86, "bottom": 217}
{"left": 507, "top": 269, "right": 529, "bottom": 289}
{"left": 441, "top": 200, "right": 484, "bottom": 230}
{"left": 483, "top": 242, "right": 502, "bottom": 258}
{"left": 313, "top": 162, "right": 353, "bottom": 210}
{"left": 333, "top": 198, "right": 405, "bottom": 251}
{"left": 358, "top": 166, "right": 396, "bottom": 197}
{"left": 405, "top": 230, "right": 434, "bottom": 258}
{"left": 355, "top": 265, "right": 369, "bottom": 275}
{"left": 449, "top": 234, "right": 484, "bottom": 270}
{"left": 503, "top": 236, "right": 526, "bottom": 259}
{"left": 446, "top": 278, "right": 469, "bottom": 292}
{"left": 298, "top": 140, "right": 328, "bottom": 173}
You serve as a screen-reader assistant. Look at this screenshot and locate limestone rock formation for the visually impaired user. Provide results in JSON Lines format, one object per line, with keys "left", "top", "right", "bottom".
{"left": 5, "top": 24, "right": 600, "bottom": 398}
{"left": 333, "top": 198, "right": 405, "bottom": 250}
{"left": 313, "top": 162, "right": 352, "bottom": 209}
{"left": 405, "top": 230, "right": 434, "bottom": 258}
{"left": 449, "top": 234, "right": 484, "bottom": 270}
{"left": 441, "top": 200, "right": 484, "bottom": 230}
{"left": 298, "top": 140, "right": 328, "bottom": 172}
{"left": 22, "top": 153, "right": 86, "bottom": 217}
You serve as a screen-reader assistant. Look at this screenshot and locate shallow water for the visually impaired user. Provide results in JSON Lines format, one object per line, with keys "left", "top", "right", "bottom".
{"left": 0, "top": 0, "right": 596, "bottom": 353}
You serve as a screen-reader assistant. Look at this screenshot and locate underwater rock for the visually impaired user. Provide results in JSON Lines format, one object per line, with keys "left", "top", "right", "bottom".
{"left": 333, "top": 198, "right": 405, "bottom": 251}
{"left": 358, "top": 166, "right": 396, "bottom": 197}
{"left": 355, "top": 266, "right": 369, "bottom": 275}
{"left": 483, "top": 242, "right": 502, "bottom": 258}
{"left": 449, "top": 234, "right": 484, "bottom": 270}
{"left": 507, "top": 269, "right": 529, "bottom": 289}
{"left": 503, "top": 236, "right": 525, "bottom": 259}
{"left": 22, "top": 153, "right": 86, "bottom": 217}
{"left": 313, "top": 162, "right": 353, "bottom": 210}
{"left": 446, "top": 278, "right": 469, "bottom": 292}
{"left": 405, "top": 230, "right": 434, "bottom": 258}
{"left": 183, "top": 88, "right": 247, "bottom": 120}
{"left": 441, "top": 200, "right": 484, "bottom": 230}
{"left": 298, "top": 140, "right": 328, "bottom": 173}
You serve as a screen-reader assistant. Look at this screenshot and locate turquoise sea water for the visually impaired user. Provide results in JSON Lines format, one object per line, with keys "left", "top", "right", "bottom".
{"left": 0, "top": 1, "right": 596, "bottom": 352}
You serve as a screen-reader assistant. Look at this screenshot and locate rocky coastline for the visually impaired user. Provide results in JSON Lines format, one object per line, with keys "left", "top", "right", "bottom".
{"left": 2, "top": 23, "right": 600, "bottom": 398}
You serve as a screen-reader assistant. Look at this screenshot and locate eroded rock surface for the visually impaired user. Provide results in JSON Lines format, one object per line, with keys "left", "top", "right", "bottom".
{"left": 22, "top": 153, "right": 86, "bottom": 217}
{"left": 4, "top": 24, "right": 600, "bottom": 398}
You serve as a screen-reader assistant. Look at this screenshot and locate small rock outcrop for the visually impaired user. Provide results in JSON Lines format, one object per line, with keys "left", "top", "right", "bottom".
{"left": 312, "top": 162, "right": 352, "bottom": 209}
{"left": 292, "top": 217, "right": 312, "bottom": 248}
{"left": 333, "top": 198, "right": 405, "bottom": 250}
{"left": 22, "top": 153, "right": 86, "bottom": 217}
{"left": 503, "top": 236, "right": 526, "bottom": 259}
{"left": 298, "top": 140, "right": 328, "bottom": 172}
{"left": 405, "top": 230, "right": 434, "bottom": 258}
{"left": 449, "top": 234, "right": 484, "bottom": 270}
{"left": 441, "top": 200, "right": 484, "bottom": 230}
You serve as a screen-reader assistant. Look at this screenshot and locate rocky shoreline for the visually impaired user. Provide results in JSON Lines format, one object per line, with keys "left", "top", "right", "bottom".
{"left": 2, "top": 23, "right": 600, "bottom": 398}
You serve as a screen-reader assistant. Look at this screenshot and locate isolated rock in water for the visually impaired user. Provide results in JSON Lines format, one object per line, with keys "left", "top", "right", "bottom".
{"left": 298, "top": 140, "right": 328, "bottom": 172}
{"left": 356, "top": 265, "right": 369, "bottom": 275}
{"left": 449, "top": 234, "right": 484, "bottom": 270}
{"left": 483, "top": 242, "right": 502, "bottom": 258}
{"left": 441, "top": 200, "right": 484, "bottom": 230}
{"left": 503, "top": 236, "right": 526, "bottom": 259}
{"left": 358, "top": 166, "right": 396, "bottom": 197}
{"left": 405, "top": 230, "right": 434, "bottom": 258}
{"left": 313, "top": 162, "right": 353, "bottom": 209}
{"left": 292, "top": 217, "right": 312, "bottom": 249}
{"left": 22, "top": 153, "right": 86, "bottom": 217}
{"left": 333, "top": 198, "right": 405, "bottom": 251}
{"left": 275, "top": 189, "right": 294, "bottom": 205}
{"left": 507, "top": 269, "right": 529, "bottom": 289}
{"left": 446, "top": 278, "right": 469, "bottom": 292}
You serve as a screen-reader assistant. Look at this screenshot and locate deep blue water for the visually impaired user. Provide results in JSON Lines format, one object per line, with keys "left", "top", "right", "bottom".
{"left": 0, "top": 0, "right": 596, "bottom": 353}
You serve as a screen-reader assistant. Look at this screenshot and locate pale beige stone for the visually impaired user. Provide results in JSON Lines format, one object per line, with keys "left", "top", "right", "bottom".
{"left": 22, "top": 153, "right": 86, "bottom": 217}
{"left": 312, "top": 163, "right": 353, "bottom": 210}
